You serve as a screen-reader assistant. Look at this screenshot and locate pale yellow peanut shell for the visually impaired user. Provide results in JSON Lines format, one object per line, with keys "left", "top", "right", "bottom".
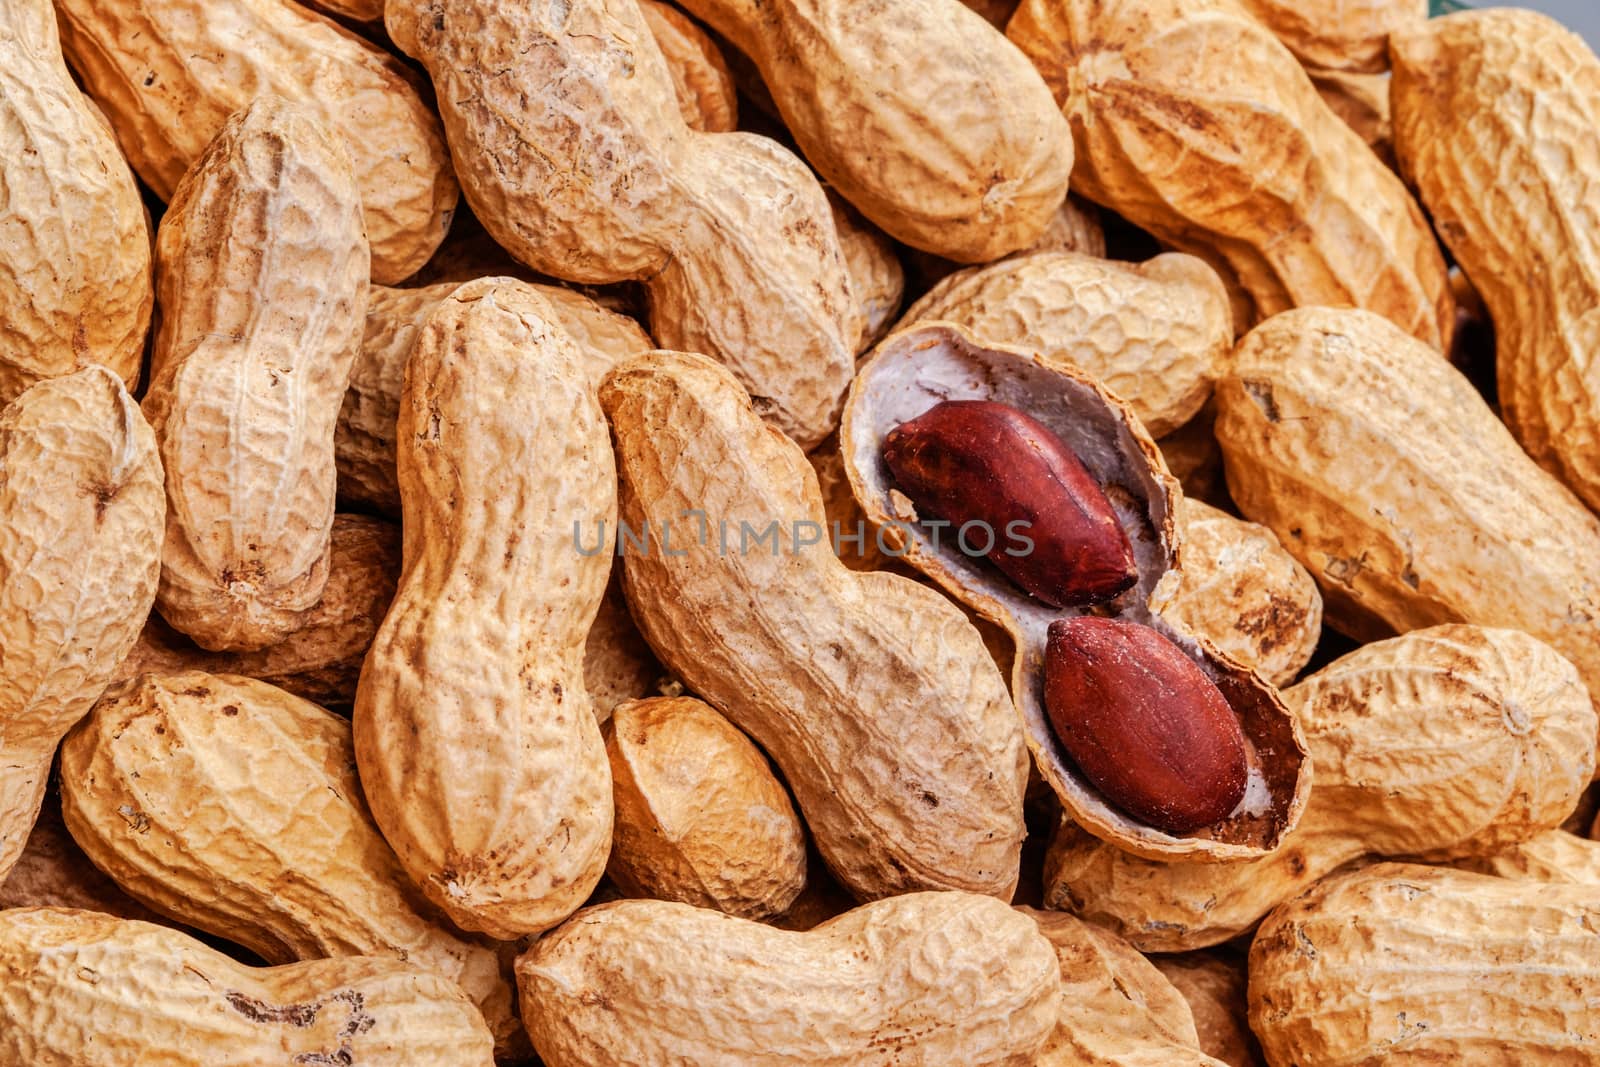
{"left": 898, "top": 251, "right": 1232, "bottom": 436}
{"left": 0, "top": 0, "right": 151, "bottom": 406}
{"left": 1043, "top": 625, "right": 1598, "bottom": 951}
{"left": 0, "top": 907, "right": 494, "bottom": 1066}
{"left": 337, "top": 281, "right": 651, "bottom": 517}
{"left": 1309, "top": 67, "right": 1394, "bottom": 164}
{"left": 1019, "top": 907, "right": 1225, "bottom": 1066}
{"left": 1153, "top": 953, "right": 1265, "bottom": 1067}
{"left": 1008, "top": 0, "right": 1453, "bottom": 348}
{"left": 354, "top": 278, "right": 615, "bottom": 939}
{"left": 601, "top": 349, "right": 1029, "bottom": 901}
{"left": 1393, "top": 9, "right": 1600, "bottom": 514}
{"left": 680, "top": 0, "right": 1072, "bottom": 262}
{"left": 606, "top": 696, "right": 806, "bottom": 919}
{"left": 1249, "top": 863, "right": 1600, "bottom": 1066}
{"left": 54, "top": 0, "right": 456, "bottom": 283}
{"left": 1237, "top": 0, "right": 1426, "bottom": 73}
{"left": 59, "top": 671, "right": 519, "bottom": 1052}
{"left": 0, "top": 366, "right": 163, "bottom": 882}
{"left": 830, "top": 194, "right": 906, "bottom": 353}
{"left": 0, "top": 794, "right": 163, "bottom": 924}
{"left": 638, "top": 0, "right": 738, "bottom": 133}
{"left": 1165, "top": 499, "right": 1323, "bottom": 688}
{"left": 143, "top": 97, "right": 368, "bottom": 652}
{"left": 518, "top": 893, "right": 1062, "bottom": 1066}
{"left": 386, "top": 0, "right": 857, "bottom": 448}
{"left": 1214, "top": 307, "right": 1600, "bottom": 705}
{"left": 1460, "top": 829, "right": 1600, "bottom": 888}
{"left": 112, "top": 513, "right": 400, "bottom": 710}
{"left": 842, "top": 323, "right": 1309, "bottom": 861}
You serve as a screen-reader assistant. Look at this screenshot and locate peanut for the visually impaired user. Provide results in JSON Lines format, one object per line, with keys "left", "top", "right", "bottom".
{"left": 353, "top": 278, "right": 615, "bottom": 938}
{"left": 1043, "top": 626, "right": 1598, "bottom": 951}
{"left": 843, "top": 322, "right": 1310, "bottom": 859}
{"left": 58, "top": 671, "right": 520, "bottom": 1052}
{"left": 1249, "top": 863, "right": 1600, "bottom": 1066}
{"left": 584, "top": 574, "right": 667, "bottom": 723}
{"left": 385, "top": 0, "right": 858, "bottom": 448}
{"left": 830, "top": 193, "right": 907, "bottom": 352}
{"left": 1165, "top": 498, "right": 1323, "bottom": 688}
{"left": 1309, "top": 67, "right": 1394, "bottom": 165}
{"left": 54, "top": 0, "right": 456, "bottom": 284}
{"left": 898, "top": 251, "right": 1232, "bottom": 437}
{"left": 517, "top": 893, "right": 1062, "bottom": 1066}
{"left": 1460, "top": 829, "right": 1600, "bottom": 888}
{"left": 0, "top": 0, "right": 151, "bottom": 406}
{"left": 1153, "top": 953, "right": 1265, "bottom": 1067}
{"left": 0, "top": 367, "right": 164, "bottom": 881}
{"left": 676, "top": 0, "right": 1072, "bottom": 262}
{"left": 1214, "top": 307, "right": 1600, "bottom": 704}
{"left": 606, "top": 696, "right": 806, "bottom": 919}
{"left": 638, "top": 0, "right": 738, "bottom": 133}
{"left": 143, "top": 98, "right": 367, "bottom": 652}
{"left": 1237, "top": 0, "right": 1427, "bottom": 73}
{"left": 1392, "top": 9, "right": 1600, "bottom": 514}
{"left": 336, "top": 281, "right": 651, "bottom": 517}
{"left": 0, "top": 907, "right": 495, "bottom": 1065}
{"left": 600, "top": 349, "right": 1029, "bottom": 900}
{"left": 112, "top": 514, "right": 400, "bottom": 710}
{"left": 1008, "top": 0, "right": 1453, "bottom": 348}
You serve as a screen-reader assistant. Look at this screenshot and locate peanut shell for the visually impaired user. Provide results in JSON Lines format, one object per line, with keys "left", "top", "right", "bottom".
{"left": 1460, "top": 829, "right": 1600, "bottom": 888}
{"left": 638, "top": 0, "right": 738, "bottom": 133}
{"left": 0, "top": 794, "right": 163, "bottom": 924}
{"left": 842, "top": 322, "right": 1309, "bottom": 861}
{"left": 1309, "top": 67, "right": 1394, "bottom": 165}
{"left": 1153, "top": 953, "right": 1265, "bottom": 1067}
{"left": 1237, "top": 0, "right": 1426, "bottom": 73}
{"left": 830, "top": 194, "right": 906, "bottom": 353}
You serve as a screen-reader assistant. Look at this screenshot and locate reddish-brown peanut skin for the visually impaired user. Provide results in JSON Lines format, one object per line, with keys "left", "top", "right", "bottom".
{"left": 883, "top": 401, "right": 1136, "bottom": 608}
{"left": 1045, "top": 617, "right": 1248, "bottom": 834}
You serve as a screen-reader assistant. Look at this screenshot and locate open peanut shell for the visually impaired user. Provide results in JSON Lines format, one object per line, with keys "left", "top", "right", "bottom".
{"left": 841, "top": 322, "right": 1310, "bottom": 862}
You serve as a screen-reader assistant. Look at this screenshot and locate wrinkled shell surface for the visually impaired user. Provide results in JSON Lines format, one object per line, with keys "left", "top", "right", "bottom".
{"left": 1238, "top": 0, "right": 1427, "bottom": 73}
{"left": 679, "top": 0, "right": 1073, "bottom": 262}
{"left": 1215, "top": 307, "right": 1600, "bottom": 705}
{"left": 519, "top": 894, "right": 1062, "bottom": 1066}
{"left": 0, "top": 908, "right": 495, "bottom": 1065}
{"left": 58, "top": 671, "right": 518, "bottom": 1050}
{"left": 0, "top": 0, "right": 151, "bottom": 406}
{"left": 143, "top": 98, "right": 367, "bottom": 652}
{"left": 1008, "top": 0, "right": 1452, "bottom": 348}
{"left": 842, "top": 323, "right": 1308, "bottom": 861}
{"left": 638, "top": 0, "right": 738, "bottom": 133}
{"left": 1460, "top": 829, "right": 1600, "bottom": 888}
{"left": 1393, "top": 9, "right": 1600, "bottom": 514}
{"left": 353, "top": 279, "right": 615, "bottom": 939}
{"left": 1165, "top": 499, "right": 1322, "bottom": 688}
{"left": 1044, "top": 626, "right": 1598, "bottom": 951}
{"left": 1250, "top": 864, "right": 1600, "bottom": 1066}
{"left": 0, "top": 367, "right": 163, "bottom": 881}
{"left": 899, "top": 251, "right": 1232, "bottom": 436}
{"left": 602, "top": 350, "right": 1029, "bottom": 901}
{"left": 606, "top": 696, "right": 806, "bottom": 919}
{"left": 386, "top": 0, "right": 857, "bottom": 448}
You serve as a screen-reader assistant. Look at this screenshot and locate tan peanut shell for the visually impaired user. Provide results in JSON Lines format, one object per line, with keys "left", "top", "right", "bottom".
{"left": 0, "top": 795, "right": 163, "bottom": 924}
{"left": 1393, "top": 9, "right": 1600, "bottom": 514}
{"left": 1309, "top": 67, "right": 1394, "bottom": 164}
{"left": 601, "top": 349, "right": 1028, "bottom": 901}
{"left": 1019, "top": 907, "right": 1225, "bottom": 1066}
{"left": 677, "top": 0, "right": 1072, "bottom": 262}
{"left": 1214, "top": 307, "right": 1600, "bottom": 703}
{"left": 1159, "top": 401, "right": 1230, "bottom": 507}
{"left": 54, "top": 0, "right": 457, "bottom": 283}
{"left": 518, "top": 893, "right": 1062, "bottom": 1066}
{"left": 1165, "top": 499, "right": 1323, "bottom": 688}
{"left": 337, "top": 281, "right": 651, "bottom": 517}
{"left": 1043, "top": 626, "right": 1598, "bottom": 951}
{"left": 0, "top": 366, "right": 163, "bottom": 882}
{"left": 585, "top": 574, "right": 666, "bottom": 722}
{"left": 112, "top": 514, "right": 400, "bottom": 710}
{"left": 830, "top": 194, "right": 906, "bottom": 353}
{"left": 898, "top": 251, "right": 1233, "bottom": 437}
{"left": 0, "top": 907, "right": 495, "bottom": 1065}
{"left": 1237, "top": 0, "right": 1426, "bottom": 73}
{"left": 606, "top": 697, "right": 806, "bottom": 919}
{"left": 354, "top": 279, "right": 615, "bottom": 939}
{"left": 1153, "top": 953, "right": 1265, "bottom": 1067}
{"left": 841, "top": 322, "right": 1309, "bottom": 861}
{"left": 1461, "top": 829, "right": 1600, "bottom": 888}
{"left": 1008, "top": 0, "right": 1453, "bottom": 348}
{"left": 58, "top": 671, "right": 519, "bottom": 1052}
{"left": 1249, "top": 863, "right": 1600, "bottom": 1066}
{"left": 143, "top": 98, "right": 367, "bottom": 652}
{"left": 0, "top": 0, "right": 151, "bottom": 406}
{"left": 386, "top": 0, "right": 857, "bottom": 449}
{"left": 638, "top": 0, "right": 738, "bottom": 133}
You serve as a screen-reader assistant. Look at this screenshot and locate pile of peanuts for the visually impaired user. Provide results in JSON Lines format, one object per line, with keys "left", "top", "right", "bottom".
{"left": 2, "top": 0, "right": 1598, "bottom": 1063}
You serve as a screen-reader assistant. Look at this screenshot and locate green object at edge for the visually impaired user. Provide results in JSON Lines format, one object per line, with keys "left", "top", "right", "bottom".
{"left": 1430, "top": 0, "right": 1472, "bottom": 13}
